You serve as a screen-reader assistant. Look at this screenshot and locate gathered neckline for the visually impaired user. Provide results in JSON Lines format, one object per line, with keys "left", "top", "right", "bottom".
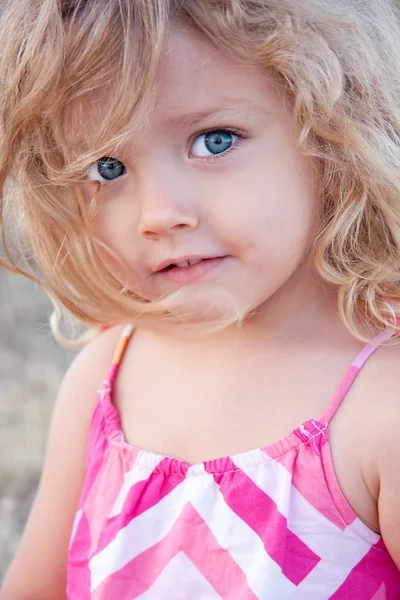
{"left": 99, "top": 387, "right": 327, "bottom": 475}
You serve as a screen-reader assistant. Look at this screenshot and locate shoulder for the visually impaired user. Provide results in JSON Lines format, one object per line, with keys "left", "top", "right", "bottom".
{"left": 58, "top": 324, "right": 125, "bottom": 408}
{"left": 347, "top": 339, "right": 400, "bottom": 447}
{"left": 355, "top": 342, "right": 400, "bottom": 566}
{"left": 50, "top": 325, "right": 124, "bottom": 432}
{"left": 357, "top": 341, "right": 400, "bottom": 449}
{"left": 355, "top": 339, "right": 400, "bottom": 430}
{"left": 65, "top": 324, "right": 125, "bottom": 389}
{"left": 47, "top": 323, "right": 126, "bottom": 482}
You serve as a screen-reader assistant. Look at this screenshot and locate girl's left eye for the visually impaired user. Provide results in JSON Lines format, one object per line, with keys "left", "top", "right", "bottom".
{"left": 86, "top": 157, "right": 126, "bottom": 182}
{"left": 190, "top": 130, "right": 239, "bottom": 158}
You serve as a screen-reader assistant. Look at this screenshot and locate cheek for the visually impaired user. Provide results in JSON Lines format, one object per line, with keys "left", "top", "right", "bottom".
{"left": 89, "top": 198, "right": 142, "bottom": 283}
{"left": 92, "top": 187, "right": 135, "bottom": 251}
{"left": 209, "top": 157, "right": 319, "bottom": 261}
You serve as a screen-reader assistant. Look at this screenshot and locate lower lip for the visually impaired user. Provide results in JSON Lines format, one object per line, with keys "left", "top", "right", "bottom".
{"left": 157, "top": 257, "right": 226, "bottom": 284}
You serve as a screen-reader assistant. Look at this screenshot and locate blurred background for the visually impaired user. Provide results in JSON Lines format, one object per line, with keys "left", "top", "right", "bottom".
{"left": 0, "top": 269, "right": 75, "bottom": 582}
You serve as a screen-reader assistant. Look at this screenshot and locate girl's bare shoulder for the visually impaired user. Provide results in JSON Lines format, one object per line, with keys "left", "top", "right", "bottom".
{"left": 63, "top": 325, "right": 125, "bottom": 403}
{"left": 353, "top": 342, "right": 400, "bottom": 567}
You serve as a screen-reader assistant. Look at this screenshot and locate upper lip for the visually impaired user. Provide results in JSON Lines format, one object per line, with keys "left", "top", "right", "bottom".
{"left": 154, "top": 255, "right": 224, "bottom": 272}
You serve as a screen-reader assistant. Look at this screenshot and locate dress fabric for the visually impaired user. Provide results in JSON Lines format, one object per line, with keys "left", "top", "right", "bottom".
{"left": 67, "top": 325, "right": 400, "bottom": 599}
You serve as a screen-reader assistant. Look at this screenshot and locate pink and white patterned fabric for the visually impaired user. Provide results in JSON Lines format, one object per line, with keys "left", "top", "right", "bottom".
{"left": 67, "top": 326, "right": 400, "bottom": 598}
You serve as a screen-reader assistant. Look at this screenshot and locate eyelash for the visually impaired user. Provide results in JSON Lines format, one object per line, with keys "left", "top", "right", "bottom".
{"left": 88, "top": 126, "right": 246, "bottom": 183}
{"left": 188, "top": 127, "right": 245, "bottom": 162}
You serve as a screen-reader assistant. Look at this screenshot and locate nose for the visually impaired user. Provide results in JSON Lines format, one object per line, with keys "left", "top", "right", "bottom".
{"left": 137, "top": 175, "right": 199, "bottom": 240}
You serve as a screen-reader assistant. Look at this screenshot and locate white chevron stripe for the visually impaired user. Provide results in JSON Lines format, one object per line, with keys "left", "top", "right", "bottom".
{"left": 90, "top": 480, "right": 187, "bottom": 590}
{"left": 287, "top": 486, "right": 374, "bottom": 598}
{"left": 188, "top": 463, "right": 296, "bottom": 599}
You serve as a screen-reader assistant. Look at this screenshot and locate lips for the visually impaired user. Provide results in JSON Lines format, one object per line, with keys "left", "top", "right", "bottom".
{"left": 154, "top": 256, "right": 226, "bottom": 284}
{"left": 155, "top": 256, "right": 220, "bottom": 273}
{"left": 167, "top": 258, "right": 203, "bottom": 269}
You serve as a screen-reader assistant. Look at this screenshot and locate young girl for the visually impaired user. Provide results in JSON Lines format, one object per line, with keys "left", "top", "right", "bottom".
{"left": 1, "top": 0, "right": 400, "bottom": 598}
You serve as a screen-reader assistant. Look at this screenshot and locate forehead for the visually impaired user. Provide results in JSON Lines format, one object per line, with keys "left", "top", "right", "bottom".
{"left": 152, "top": 26, "right": 280, "bottom": 124}
{"left": 69, "top": 26, "right": 281, "bottom": 155}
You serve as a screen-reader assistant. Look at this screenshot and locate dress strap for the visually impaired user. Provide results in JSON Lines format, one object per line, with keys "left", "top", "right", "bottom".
{"left": 106, "top": 324, "right": 134, "bottom": 388}
{"left": 320, "top": 325, "right": 394, "bottom": 425}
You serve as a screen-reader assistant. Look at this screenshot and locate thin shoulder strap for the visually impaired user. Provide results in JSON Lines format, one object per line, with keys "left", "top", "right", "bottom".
{"left": 107, "top": 324, "right": 134, "bottom": 388}
{"left": 320, "top": 325, "right": 394, "bottom": 425}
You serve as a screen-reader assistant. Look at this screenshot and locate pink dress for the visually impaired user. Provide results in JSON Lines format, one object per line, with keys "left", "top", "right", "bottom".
{"left": 67, "top": 325, "right": 400, "bottom": 599}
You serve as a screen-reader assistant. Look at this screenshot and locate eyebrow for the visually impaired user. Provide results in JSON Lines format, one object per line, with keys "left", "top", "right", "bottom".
{"left": 166, "top": 100, "right": 269, "bottom": 128}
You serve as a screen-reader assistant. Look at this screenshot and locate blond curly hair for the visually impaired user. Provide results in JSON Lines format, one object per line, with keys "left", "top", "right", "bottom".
{"left": 1, "top": 0, "right": 400, "bottom": 342}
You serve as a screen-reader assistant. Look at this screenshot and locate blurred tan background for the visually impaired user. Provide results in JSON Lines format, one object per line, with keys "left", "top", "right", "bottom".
{"left": 0, "top": 269, "right": 75, "bottom": 582}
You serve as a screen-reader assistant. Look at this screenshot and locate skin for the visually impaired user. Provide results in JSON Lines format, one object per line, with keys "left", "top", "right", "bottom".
{"left": 2, "top": 24, "right": 400, "bottom": 600}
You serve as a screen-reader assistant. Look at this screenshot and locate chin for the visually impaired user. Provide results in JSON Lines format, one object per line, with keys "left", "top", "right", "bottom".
{"left": 146, "top": 284, "right": 248, "bottom": 333}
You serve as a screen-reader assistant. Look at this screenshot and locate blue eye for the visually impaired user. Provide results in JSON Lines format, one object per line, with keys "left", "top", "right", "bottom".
{"left": 86, "top": 157, "right": 126, "bottom": 182}
{"left": 191, "top": 130, "right": 238, "bottom": 158}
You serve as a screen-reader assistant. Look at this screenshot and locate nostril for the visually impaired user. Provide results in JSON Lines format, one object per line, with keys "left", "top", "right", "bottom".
{"left": 138, "top": 212, "right": 198, "bottom": 238}
{"left": 141, "top": 230, "right": 159, "bottom": 240}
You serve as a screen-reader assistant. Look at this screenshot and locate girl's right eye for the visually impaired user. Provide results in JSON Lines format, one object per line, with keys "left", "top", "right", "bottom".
{"left": 86, "top": 157, "right": 126, "bottom": 183}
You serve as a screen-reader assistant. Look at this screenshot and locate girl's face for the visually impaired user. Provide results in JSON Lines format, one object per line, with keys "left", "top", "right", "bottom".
{"left": 87, "top": 26, "right": 321, "bottom": 323}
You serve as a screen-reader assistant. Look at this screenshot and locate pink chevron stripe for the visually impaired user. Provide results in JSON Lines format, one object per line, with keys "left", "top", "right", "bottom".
{"left": 91, "top": 529, "right": 178, "bottom": 599}
{"left": 67, "top": 512, "right": 92, "bottom": 600}
{"left": 330, "top": 540, "right": 400, "bottom": 599}
{"left": 77, "top": 400, "right": 111, "bottom": 509}
{"left": 95, "top": 458, "right": 189, "bottom": 553}
{"left": 83, "top": 446, "right": 129, "bottom": 554}
{"left": 370, "top": 584, "right": 386, "bottom": 600}
{"left": 209, "top": 458, "right": 320, "bottom": 585}
{"left": 92, "top": 502, "right": 258, "bottom": 600}
{"left": 268, "top": 429, "right": 356, "bottom": 530}
{"left": 319, "top": 440, "right": 360, "bottom": 526}
{"left": 180, "top": 503, "right": 259, "bottom": 599}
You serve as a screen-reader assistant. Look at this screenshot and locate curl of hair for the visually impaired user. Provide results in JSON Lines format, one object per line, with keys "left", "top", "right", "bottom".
{"left": 1, "top": 0, "right": 400, "bottom": 344}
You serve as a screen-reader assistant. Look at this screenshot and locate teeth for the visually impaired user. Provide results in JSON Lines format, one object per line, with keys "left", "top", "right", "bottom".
{"left": 175, "top": 259, "right": 203, "bottom": 268}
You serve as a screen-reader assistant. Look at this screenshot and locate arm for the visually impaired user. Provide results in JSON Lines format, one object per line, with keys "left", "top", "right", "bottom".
{"left": 377, "top": 413, "right": 400, "bottom": 569}
{"left": 0, "top": 326, "right": 123, "bottom": 600}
